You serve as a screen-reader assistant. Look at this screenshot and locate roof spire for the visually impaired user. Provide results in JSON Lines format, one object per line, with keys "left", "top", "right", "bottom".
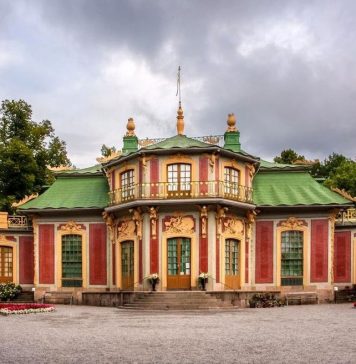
{"left": 176, "top": 66, "right": 184, "bottom": 135}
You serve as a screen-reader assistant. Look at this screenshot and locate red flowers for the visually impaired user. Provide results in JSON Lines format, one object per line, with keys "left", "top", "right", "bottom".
{"left": 0, "top": 303, "right": 55, "bottom": 315}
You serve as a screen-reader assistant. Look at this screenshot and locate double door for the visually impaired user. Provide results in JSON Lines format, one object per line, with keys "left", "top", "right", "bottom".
{"left": 167, "top": 238, "right": 191, "bottom": 290}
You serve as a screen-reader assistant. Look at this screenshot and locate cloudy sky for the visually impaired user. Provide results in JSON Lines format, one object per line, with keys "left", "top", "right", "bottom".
{"left": 0, "top": 0, "right": 355, "bottom": 167}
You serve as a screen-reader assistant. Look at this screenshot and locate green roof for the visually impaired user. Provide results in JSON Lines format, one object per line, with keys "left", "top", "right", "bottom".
{"left": 143, "top": 135, "right": 213, "bottom": 150}
{"left": 55, "top": 164, "right": 103, "bottom": 176}
{"left": 259, "top": 160, "right": 306, "bottom": 170}
{"left": 253, "top": 171, "right": 351, "bottom": 207}
{"left": 20, "top": 175, "right": 109, "bottom": 210}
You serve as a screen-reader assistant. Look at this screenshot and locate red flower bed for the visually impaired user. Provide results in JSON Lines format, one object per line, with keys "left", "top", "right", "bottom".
{"left": 0, "top": 303, "right": 55, "bottom": 315}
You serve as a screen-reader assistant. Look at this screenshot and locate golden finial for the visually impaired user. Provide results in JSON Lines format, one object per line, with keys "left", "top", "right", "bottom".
{"left": 126, "top": 117, "right": 136, "bottom": 136}
{"left": 227, "top": 113, "right": 237, "bottom": 132}
{"left": 176, "top": 103, "right": 184, "bottom": 135}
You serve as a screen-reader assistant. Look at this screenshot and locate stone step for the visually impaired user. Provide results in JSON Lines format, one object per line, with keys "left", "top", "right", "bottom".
{"left": 11, "top": 291, "right": 34, "bottom": 303}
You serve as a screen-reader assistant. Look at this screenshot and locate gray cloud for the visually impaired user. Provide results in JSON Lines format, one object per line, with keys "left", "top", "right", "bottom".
{"left": 0, "top": 0, "right": 355, "bottom": 166}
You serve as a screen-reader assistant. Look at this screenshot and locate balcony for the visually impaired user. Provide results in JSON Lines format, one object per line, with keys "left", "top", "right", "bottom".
{"left": 0, "top": 213, "right": 32, "bottom": 230}
{"left": 336, "top": 208, "right": 356, "bottom": 225}
{"left": 109, "top": 181, "right": 253, "bottom": 206}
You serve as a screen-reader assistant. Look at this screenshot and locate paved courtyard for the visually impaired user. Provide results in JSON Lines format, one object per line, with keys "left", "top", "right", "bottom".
{"left": 1, "top": 304, "right": 355, "bottom": 363}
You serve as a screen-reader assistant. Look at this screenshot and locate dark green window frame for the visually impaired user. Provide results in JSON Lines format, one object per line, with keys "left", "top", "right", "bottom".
{"left": 281, "top": 230, "right": 303, "bottom": 286}
{"left": 62, "top": 234, "right": 83, "bottom": 287}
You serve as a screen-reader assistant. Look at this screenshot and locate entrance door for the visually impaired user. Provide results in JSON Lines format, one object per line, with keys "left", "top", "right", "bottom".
{"left": 167, "top": 238, "right": 191, "bottom": 290}
{"left": 225, "top": 239, "right": 240, "bottom": 290}
{"left": 0, "top": 246, "right": 13, "bottom": 283}
{"left": 121, "top": 241, "right": 134, "bottom": 290}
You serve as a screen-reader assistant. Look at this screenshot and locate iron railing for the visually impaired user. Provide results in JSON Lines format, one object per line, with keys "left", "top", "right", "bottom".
{"left": 109, "top": 181, "right": 253, "bottom": 205}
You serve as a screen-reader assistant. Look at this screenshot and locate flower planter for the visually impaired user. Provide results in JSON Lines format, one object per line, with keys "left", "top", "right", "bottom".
{"left": 0, "top": 303, "right": 55, "bottom": 316}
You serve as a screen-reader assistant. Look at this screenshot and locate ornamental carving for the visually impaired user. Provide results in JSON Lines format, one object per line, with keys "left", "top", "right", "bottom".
{"left": 149, "top": 207, "right": 158, "bottom": 237}
{"left": 246, "top": 164, "right": 256, "bottom": 178}
{"left": 59, "top": 221, "right": 85, "bottom": 233}
{"left": 277, "top": 217, "right": 307, "bottom": 229}
{"left": 163, "top": 215, "right": 195, "bottom": 234}
{"left": 117, "top": 220, "right": 136, "bottom": 239}
{"left": 246, "top": 210, "right": 257, "bottom": 240}
{"left": 130, "top": 207, "right": 143, "bottom": 239}
{"left": 199, "top": 206, "right": 208, "bottom": 237}
{"left": 223, "top": 217, "right": 244, "bottom": 236}
{"left": 216, "top": 206, "right": 228, "bottom": 236}
{"left": 0, "top": 235, "right": 15, "bottom": 244}
{"left": 103, "top": 212, "right": 116, "bottom": 244}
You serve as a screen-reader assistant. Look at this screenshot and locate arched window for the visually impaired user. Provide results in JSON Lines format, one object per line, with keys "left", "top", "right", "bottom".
{"left": 281, "top": 230, "right": 303, "bottom": 286}
{"left": 224, "top": 167, "right": 239, "bottom": 198}
{"left": 0, "top": 246, "right": 13, "bottom": 283}
{"left": 120, "top": 169, "right": 135, "bottom": 201}
{"left": 62, "top": 235, "right": 82, "bottom": 287}
{"left": 167, "top": 163, "right": 191, "bottom": 197}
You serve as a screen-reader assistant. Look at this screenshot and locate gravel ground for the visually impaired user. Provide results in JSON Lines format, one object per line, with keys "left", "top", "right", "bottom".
{"left": 1, "top": 304, "right": 355, "bottom": 364}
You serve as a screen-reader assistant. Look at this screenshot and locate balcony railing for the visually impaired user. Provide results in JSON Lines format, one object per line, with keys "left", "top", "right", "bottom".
{"left": 337, "top": 208, "right": 356, "bottom": 224}
{"left": 109, "top": 181, "right": 253, "bottom": 206}
{"left": 0, "top": 213, "right": 31, "bottom": 230}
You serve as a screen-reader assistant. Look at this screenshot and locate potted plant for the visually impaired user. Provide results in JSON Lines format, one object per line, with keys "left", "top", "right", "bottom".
{"left": 147, "top": 273, "right": 159, "bottom": 291}
{"left": 198, "top": 273, "right": 208, "bottom": 291}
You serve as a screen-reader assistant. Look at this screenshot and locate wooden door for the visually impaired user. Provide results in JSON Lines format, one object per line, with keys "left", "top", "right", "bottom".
{"left": 0, "top": 246, "right": 13, "bottom": 283}
{"left": 225, "top": 239, "right": 240, "bottom": 290}
{"left": 167, "top": 238, "right": 191, "bottom": 290}
{"left": 121, "top": 241, "right": 134, "bottom": 290}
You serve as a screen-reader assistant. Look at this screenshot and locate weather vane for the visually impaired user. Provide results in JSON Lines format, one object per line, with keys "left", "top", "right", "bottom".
{"left": 176, "top": 65, "right": 181, "bottom": 107}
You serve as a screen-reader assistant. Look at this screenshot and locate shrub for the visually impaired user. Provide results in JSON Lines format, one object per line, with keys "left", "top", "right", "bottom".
{"left": 0, "top": 282, "right": 22, "bottom": 301}
{"left": 249, "top": 293, "right": 283, "bottom": 308}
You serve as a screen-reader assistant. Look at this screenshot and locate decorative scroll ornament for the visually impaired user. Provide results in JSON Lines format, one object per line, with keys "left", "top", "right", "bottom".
{"left": 216, "top": 206, "right": 228, "bottom": 236}
{"left": 277, "top": 217, "right": 307, "bottom": 229}
{"left": 223, "top": 217, "right": 244, "bottom": 236}
{"left": 331, "top": 187, "right": 356, "bottom": 202}
{"left": 199, "top": 206, "right": 208, "bottom": 237}
{"left": 47, "top": 165, "right": 74, "bottom": 172}
{"left": 209, "top": 153, "right": 216, "bottom": 173}
{"left": 0, "top": 235, "right": 12, "bottom": 244}
{"left": 246, "top": 164, "right": 256, "bottom": 179}
{"left": 130, "top": 207, "right": 143, "bottom": 239}
{"left": 245, "top": 210, "right": 257, "bottom": 239}
{"left": 203, "top": 136, "right": 220, "bottom": 145}
{"left": 96, "top": 150, "right": 122, "bottom": 164}
{"left": 164, "top": 215, "right": 194, "bottom": 234}
{"left": 60, "top": 221, "right": 84, "bottom": 233}
{"left": 149, "top": 207, "right": 158, "bottom": 237}
{"left": 103, "top": 212, "right": 116, "bottom": 244}
{"left": 117, "top": 220, "right": 136, "bottom": 239}
{"left": 12, "top": 194, "right": 38, "bottom": 208}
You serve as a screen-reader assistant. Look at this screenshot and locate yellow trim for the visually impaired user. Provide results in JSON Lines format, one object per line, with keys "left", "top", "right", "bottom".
{"left": 161, "top": 155, "right": 197, "bottom": 183}
{"left": 161, "top": 231, "right": 197, "bottom": 290}
{"left": 56, "top": 228, "right": 88, "bottom": 289}
{"left": 219, "top": 228, "right": 245, "bottom": 289}
{"left": 114, "top": 162, "right": 138, "bottom": 191}
{"left": 220, "top": 159, "right": 245, "bottom": 187}
{"left": 0, "top": 239, "right": 18, "bottom": 284}
{"left": 276, "top": 225, "right": 309, "bottom": 287}
{"left": 116, "top": 235, "right": 139, "bottom": 290}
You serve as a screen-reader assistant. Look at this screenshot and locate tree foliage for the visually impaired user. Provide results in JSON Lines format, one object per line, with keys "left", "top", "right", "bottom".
{"left": 324, "top": 160, "right": 356, "bottom": 197}
{"left": 0, "top": 99, "right": 71, "bottom": 212}
{"left": 273, "top": 149, "right": 305, "bottom": 164}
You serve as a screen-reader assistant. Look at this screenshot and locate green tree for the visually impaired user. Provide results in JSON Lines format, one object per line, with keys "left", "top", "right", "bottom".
{"left": 324, "top": 160, "right": 356, "bottom": 197}
{"left": 273, "top": 149, "right": 305, "bottom": 164}
{"left": 311, "top": 153, "right": 349, "bottom": 179}
{"left": 0, "top": 99, "right": 71, "bottom": 212}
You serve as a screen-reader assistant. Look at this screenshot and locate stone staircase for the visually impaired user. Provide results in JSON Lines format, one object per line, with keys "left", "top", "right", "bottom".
{"left": 121, "top": 291, "right": 237, "bottom": 310}
{"left": 12, "top": 291, "right": 34, "bottom": 303}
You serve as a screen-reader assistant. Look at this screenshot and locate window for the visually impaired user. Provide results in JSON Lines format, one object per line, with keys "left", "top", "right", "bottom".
{"left": 62, "top": 235, "right": 82, "bottom": 287}
{"left": 121, "top": 169, "right": 134, "bottom": 201}
{"left": 0, "top": 246, "right": 13, "bottom": 283}
{"left": 224, "top": 167, "right": 239, "bottom": 197}
{"left": 281, "top": 231, "right": 303, "bottom": 286}
{"left": 167, "top": 163, "right": 191, "bottom": 197}
{"left": 225, "top": 239, "right": 239, "bottom": 276}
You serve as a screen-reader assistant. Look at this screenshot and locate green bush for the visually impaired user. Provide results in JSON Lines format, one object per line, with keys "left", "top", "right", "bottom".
{"left": 0, "top": 282, "right": 22, "bottom": 301}
{"left": 249, "top": 293, "right": 283, "bottom": 308}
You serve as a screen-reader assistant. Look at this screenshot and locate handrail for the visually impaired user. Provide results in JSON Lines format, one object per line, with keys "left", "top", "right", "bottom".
{"left": 109, "top": 180, "right": 253, "bottom": 206}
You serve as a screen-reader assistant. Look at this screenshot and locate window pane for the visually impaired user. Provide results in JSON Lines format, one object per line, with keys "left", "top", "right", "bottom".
{"left": 62, "top": 235, "right": 82, "bottom": 287}
{"left": 281, "top": 231, "right": 303, "bottom": 286}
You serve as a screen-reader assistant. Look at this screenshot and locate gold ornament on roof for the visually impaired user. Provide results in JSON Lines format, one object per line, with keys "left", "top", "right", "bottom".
{"left": 227, "top": 113, "right": 237, "bottom": 132}
{"left": 176, "top": 104, "right": 185, "bottom": 135}
{"left": 331, "top": 187, "right": 356, "bottom": 202}
{"left": 126, "top": 117, "right": 136, "bottom": 136}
